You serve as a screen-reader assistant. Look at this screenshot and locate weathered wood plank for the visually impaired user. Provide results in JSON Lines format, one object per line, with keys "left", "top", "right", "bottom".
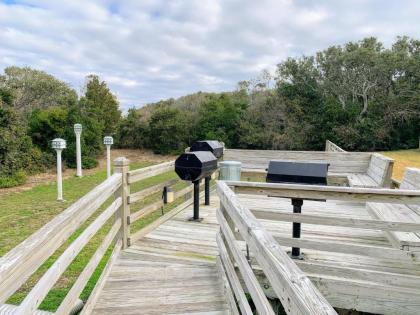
{"left": 174, "top": 184, "right": 193, "bottom": 200}
{"left": 0, "top": 304, "right": 53, "bottom": 315}
{"left": 251, "top": 208, "right": 420, "bottom": 232}
{"left": 131, "top": 200, "right": 164, "bottom": 223}
{"left": 0, "top": 174, "right": 121, "bottom": 304}
{"left": 325, "top": 140, "right": 346, "bottom": 152}
{"left": 130, "top": 197, "right": 193, "bottom": 243}
{"left": 217, "top": 181, "right": 337, "bottom": 315}
{"left": 15, "top": 197, "right": 122, "bottom": 315}
{"left": 217, "top": 233, "right": 253, "bottom": 315}
{"left": 55, "top": 219, "right": 121, "bottom": 315}
{"left": 217, "top": 209, "right": 275, "bottom": 315}
{"left": 272, "top": 235, "right": 417, "bottom": 262}
{"left": 128, "top": 179, "right": 178, "bottom": 204}
{"left": 128, "top": 161, "right": 174, "bottom": 184}
{"left": 80, "top": 239, "right": 122, "bottom": 315}
{"left": 226, "top": 181, "right": 420, "bottom": 204}
{"left": 215, "top": 256, "right": 241, "bottom": 315}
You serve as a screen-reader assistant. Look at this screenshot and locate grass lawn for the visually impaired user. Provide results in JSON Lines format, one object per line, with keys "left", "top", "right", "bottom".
{"left": 381, "top": 149, "right": 420, "bottom": 180}
{"left": 0, "top": 160, "right": 190, "bottom": 312}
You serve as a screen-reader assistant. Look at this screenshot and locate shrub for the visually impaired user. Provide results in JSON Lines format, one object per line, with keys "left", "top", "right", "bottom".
{"left": 0, "top": 170, "right": 26, "bottom": 188}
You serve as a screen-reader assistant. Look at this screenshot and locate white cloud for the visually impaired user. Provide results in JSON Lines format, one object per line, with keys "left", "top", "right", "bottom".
{"left": 1, "top": 0, "right": 420, "bottom": 110}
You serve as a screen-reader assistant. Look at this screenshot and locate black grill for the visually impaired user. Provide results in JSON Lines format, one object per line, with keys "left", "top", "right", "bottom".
{"left": 175, "top": 151, "right": 218, "bottom": 221}
{"left": 266, "top": 160, "right": 329, "bottom": 185}
{"left": 190, "top": 140, "right": 224, "bottom": 159}
{"left": 175, "top": 151, "right": 218, "bottom": 182}
{"left": 265, "top": 160, "right": 329, "bottom": 259}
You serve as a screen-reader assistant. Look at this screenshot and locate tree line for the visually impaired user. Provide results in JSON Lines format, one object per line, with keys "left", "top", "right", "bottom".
{"left": 119, "top": 36, "right": 419, "bottom": 153}
{"left": 1, "top": 36, "right": 419, "bottom": 188}
{"left": 0, "top": 67, "right": 120, "bottom": 187}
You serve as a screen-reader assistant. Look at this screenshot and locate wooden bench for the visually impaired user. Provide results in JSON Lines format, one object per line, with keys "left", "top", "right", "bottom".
{"left": 224, "top": 149, "right": 394, "bottom": 188}
{"left": 348, "top": 153, "right": 394, "bottom": 188}
{"left": 367, "top": 168, "right": 420, "bottom": 250}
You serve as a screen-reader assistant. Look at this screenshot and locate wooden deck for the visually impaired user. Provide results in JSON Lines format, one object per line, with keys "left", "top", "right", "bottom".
{"left": 91, "top": 195, "right": 228, "bottom": 315}
{"left": 2, "top": 157, "right": 420, "bottom": 315}
{"left": 89, "top": 186, "right": 420, "bottom": 315}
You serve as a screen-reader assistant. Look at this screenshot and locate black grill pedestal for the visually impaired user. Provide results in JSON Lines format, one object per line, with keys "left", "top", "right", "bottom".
{"left": 204, "top": 177, "right": 210, "bottom": 205}
{"left": 189, "top": 181, "right": 202, "bottom": 222}
{"left": 266, "top": 160, "right": 329, "bottom": 260}
{"left": 291, "top": 198, "right": 303, "bottom": 259}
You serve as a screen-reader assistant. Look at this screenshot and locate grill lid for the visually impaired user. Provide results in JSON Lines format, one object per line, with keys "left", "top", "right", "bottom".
{"left": 191, "top": 140, "right": 224, "bottom": 159}
{"left": 175, "top": 151, "right": 218, "bottom": 182}
{"left": 266, "top": 160, "right": 329, "bottom": 185}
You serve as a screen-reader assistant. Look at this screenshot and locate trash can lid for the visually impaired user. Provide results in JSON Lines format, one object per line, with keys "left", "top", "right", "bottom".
{"left": 219, "top": 161, "right": 242, "bottom": 166}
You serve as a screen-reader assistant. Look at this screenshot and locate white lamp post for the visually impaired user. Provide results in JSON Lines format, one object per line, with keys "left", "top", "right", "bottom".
{"left": 104, "top": 136, "right": 114, "bottom": 178}
{"left": 52, "top": 138, "right": 66, "bottom": 201}
{"left": 74, "top": 124, "right": 82, "bottom": 177}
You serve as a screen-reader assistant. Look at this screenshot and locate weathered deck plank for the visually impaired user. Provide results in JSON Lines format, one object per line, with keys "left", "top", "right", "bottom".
{"left": 90, "top": 190, "right": 420, "bottom": 315}
{"left": 91, "top": 197, "right": 228, "bottom": 315}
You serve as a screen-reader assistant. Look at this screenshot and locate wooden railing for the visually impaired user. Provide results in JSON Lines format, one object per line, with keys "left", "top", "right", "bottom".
{"left": 325, "top": 140, "right": 346, "bottom": 152}
{"left": 216, "top": 181, "right": 338, "bottom": 315}
{"left": 126, "top": 160, "right": 196, "bottom": 244}
{"left": 224, "top": 181, "right": 420, "bottom": 260}
{"left": 0, "top": 158, "right": 195, "bottom": 314}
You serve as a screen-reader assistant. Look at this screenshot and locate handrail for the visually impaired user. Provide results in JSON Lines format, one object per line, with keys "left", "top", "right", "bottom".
{"left": 127, "top": 160, "right": 175, "bottom": 184}
{"left": 216, "top": 181, "right": 337, "bottom": 315}
{"left": 325, "top": 140, "right": 346, "bottom": 152}
{"left": 0, "top": 173, "right": 122, "bottom": 304}
{"left": 225, "top": 180, "right": 420, "bottom": 204}
{"left": 0, "top": 158, "right": 181, "bottom": 314}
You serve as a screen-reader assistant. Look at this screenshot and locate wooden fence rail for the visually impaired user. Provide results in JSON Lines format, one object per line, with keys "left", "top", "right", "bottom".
{"left": 216, "top": 181, "right": 337, "bottom": 315}
{"left": 225, "top": 180, "right": 420, "bottom": 260}
{"left": 0, "top": 158, "right": 181, "bottom": 314}
{"left": 325, "top": 140, "right": 345, "bottom": 152}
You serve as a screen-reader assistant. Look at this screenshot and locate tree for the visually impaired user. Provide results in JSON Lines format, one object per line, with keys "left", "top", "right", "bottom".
{"left": 148, "top": 106, "right": 190, "bottom": 154}
{"left": 28, "top": 107, "right": 68, "bottom": 152}
{"left": 0, "top": 66, "right": 77, "bottom": 114}
{"left": 79, "top": 75, "right": 121, "bottom": 136}
{"left": 196, "top": 93, "right": 247, "bottom": 147}
{"left": 0, "top": 105, "right": 42, "bottom": 187}
{"left": 115, "top": 108, "right": 148, "bottom": 149}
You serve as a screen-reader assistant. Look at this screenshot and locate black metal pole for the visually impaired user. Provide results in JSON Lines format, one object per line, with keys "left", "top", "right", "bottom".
{"left": 204, "top": 176, "right": 210, "bottom": 205}
{"left": 193, "top": 180, "right": 200, "bottom": 220}
{"left": 291, "top": 198, "right": 303, "bottom": 258}
{"left": 163, "top": 186, "right": 168, "bottom": 204}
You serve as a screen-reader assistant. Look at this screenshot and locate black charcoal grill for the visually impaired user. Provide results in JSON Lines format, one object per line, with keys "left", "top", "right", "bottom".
{"left": 190, "top": 140, "right": 223, "bottom": 205}
{"left": 266, "top": 160, "right": 329, "bottom": 259}
{"left": 175, "top": 151, "right": 218, "bottom": 221}
{"left": 191, "top": 140, "right": 224, "bottom": 159}
{"left": 266, "top": 160, "right": 329, "bottom": 185}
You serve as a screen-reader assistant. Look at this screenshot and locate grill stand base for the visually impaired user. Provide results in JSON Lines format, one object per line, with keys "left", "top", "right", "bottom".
{"left": 189, "top": 180, "right": 202, "bottom": 222}
{"left": 291, "top": 198, "right": 303, "bottom": 259}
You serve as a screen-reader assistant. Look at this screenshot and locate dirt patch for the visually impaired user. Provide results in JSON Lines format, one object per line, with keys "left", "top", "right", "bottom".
{"left": 0, "top": 149, "right": 174, "bottom": 196}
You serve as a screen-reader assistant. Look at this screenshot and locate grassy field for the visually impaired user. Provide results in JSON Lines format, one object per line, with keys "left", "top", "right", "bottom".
{"left": 0, "top": 159, "right": 190, "bottom": 311}
{"left": 382, "top": 149, "right": 420, "bottom": 180}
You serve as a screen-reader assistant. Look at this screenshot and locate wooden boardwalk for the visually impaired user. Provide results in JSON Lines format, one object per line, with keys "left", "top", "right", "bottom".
{"left": 91, "top": 195, "right": 228, "bottom": 315}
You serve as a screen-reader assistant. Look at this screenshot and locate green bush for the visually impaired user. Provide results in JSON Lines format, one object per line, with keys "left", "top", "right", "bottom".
{"left": 0, "top": 106, "right": 42, "bottom": 178}
{"left": 0, "top": 170, "right": 26, "bottom": 188}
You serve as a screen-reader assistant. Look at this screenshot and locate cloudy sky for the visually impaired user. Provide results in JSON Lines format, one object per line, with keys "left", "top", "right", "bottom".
{"left": 1, "top": 0, "right": 419, "bottom": 110}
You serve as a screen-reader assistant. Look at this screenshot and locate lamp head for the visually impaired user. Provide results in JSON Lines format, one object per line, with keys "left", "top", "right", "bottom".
{"left": 52, "top": 138, "right": 66, "bottom": 150}
{"left": 103, "top": 136, "right": 113, "bottom": 145}
{"left": 74, "top": 123, "right": 82, "bottom": 133}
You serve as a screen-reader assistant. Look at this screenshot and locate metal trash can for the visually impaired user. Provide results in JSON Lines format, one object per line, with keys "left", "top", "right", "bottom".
{"left": 219, "top": 161, "right": 242, "bottom": 181}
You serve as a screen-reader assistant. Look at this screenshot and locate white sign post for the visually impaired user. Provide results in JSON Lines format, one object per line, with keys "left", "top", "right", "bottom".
{"left": 104, "top": 136, "right": 114, "bottom": 178}
{"left": 74, "top": 124, "right": 82, "bottom": 177}
{"left": 52, "top": 138, "right": 66, "bottom": 201}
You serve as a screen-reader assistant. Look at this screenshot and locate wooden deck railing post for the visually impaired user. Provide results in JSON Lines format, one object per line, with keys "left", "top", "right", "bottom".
{"left": 114, "top": 157, "right": 130, "bottom": 249}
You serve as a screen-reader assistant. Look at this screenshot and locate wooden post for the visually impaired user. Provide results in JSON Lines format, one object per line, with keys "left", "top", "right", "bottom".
{"left": 114, "top": 157, "right": 130, "bottom": 249}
